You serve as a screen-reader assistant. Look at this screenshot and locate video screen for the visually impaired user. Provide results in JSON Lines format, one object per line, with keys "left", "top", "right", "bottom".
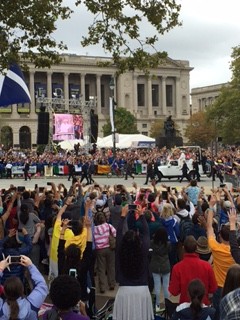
{"left": 53, "top": 114, "right": 83, "bottom": 141}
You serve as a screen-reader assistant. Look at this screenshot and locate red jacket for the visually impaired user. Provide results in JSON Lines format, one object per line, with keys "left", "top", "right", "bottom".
{"left": 169, "top": 253, "right": 217, "bottom": 305}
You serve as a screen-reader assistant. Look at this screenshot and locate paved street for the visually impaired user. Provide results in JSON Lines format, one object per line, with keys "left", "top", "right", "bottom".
{"left": 0, "top": 174, "right": 220, "bottom": 194}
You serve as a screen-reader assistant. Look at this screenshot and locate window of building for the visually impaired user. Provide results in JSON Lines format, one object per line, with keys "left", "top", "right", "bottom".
{"left": 101, "top": 84, "right": 105, "bottom": 107}
{"left": 19, "top": 126, "right": 31, "bottom": 149}
{"left": 142, "top": 131, "right": 148, "bottom": 136}
{"left": 17, "top": 103, "right": 30, "bottom": 114}
{"left": 137, "top": 84, "right": 145, "bottom": 106}
{"left": 0, "top": 105, "right": 12, "bottom": 114}
{"left": 142, "top": 123, "right": 147, "bottom": 128}
{"left": 35, "top": 83, "right": 47, "bottom": 113}
{"left": 85, "top": 84, "right": 89, "bottom": 101}
{"left": 152, "top": 84, "right": 159, "bottom": 106}
{"left": 166, "top": 85, "right": 173, "bottom": 106}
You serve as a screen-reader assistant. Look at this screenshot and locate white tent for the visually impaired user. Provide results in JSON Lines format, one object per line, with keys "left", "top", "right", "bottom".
{"left": 58, "top": 139, "right": 86, "bottom": 150}
{"left": 97, "top": 134, "right": 155, "bottom": 149}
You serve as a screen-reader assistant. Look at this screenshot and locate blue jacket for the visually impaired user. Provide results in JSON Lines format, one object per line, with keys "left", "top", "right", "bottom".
{"left": 0, "top": 264, "right": 48, "bottom": 319}
{"left": 161, "top": 217, "right": 180, "bottom": 244}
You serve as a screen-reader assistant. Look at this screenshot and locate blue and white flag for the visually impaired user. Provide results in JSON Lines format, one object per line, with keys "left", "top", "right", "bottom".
{"left": 0, "top": 64, "right": 31, "bottom": 107}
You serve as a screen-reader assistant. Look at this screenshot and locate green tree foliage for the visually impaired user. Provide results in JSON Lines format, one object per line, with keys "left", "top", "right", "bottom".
{"left": 206, "top": 46, "right": 240, "bottom": 144}
{"left": 150, "top": 119, "right": 165, "bottom": 138}
{"left": 185, "top": 111, "right": 215, "bottom": 148}
{"left": 0, "top": 1, "right": 72, "bottom": 70}
{"left": 102, "top": 107, "right": 139, "bottom": 136}
{"left": 0, "top": 0, "right": 181, "bottom": 73}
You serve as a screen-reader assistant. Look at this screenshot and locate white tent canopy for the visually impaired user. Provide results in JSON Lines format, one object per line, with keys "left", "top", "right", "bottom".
{"left": 97, "top": 134, "right": 155, "bottom": 149}
{"left": 58, "top": 139, "right": 86, "bottom": 150}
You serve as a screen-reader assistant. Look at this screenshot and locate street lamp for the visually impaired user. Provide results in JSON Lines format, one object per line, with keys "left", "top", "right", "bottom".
{"left": 109, "top": 76, "right": 116, "bottom": 158}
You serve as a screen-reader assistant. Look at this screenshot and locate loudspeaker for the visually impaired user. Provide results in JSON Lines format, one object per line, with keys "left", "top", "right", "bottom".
{"left": 90, "top": 111, "right": 98, "bottom": 143}
{"left": 37, "top": 112, "right": 49, "bottom": 144}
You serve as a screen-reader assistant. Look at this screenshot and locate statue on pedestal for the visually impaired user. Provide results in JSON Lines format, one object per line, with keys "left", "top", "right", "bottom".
{"left": 164, "top": 116, "right": 176, "bottom": 137}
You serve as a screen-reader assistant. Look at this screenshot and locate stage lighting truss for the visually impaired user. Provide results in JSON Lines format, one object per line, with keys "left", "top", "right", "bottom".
{"left": 36, "top": 96, "right": 97, "bottom": 152}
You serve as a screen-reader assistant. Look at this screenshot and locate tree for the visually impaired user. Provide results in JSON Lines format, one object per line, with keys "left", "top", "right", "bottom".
{"left": 149, "top": 119, "right": 165, "bottom": 138}
{"left": 206, "top": 46, "right": 240, "bottom": 144}
{"left": 185, "top": 111, "right": 215, "bottom": 148}
{"left": 102, "top": 107, "right": 139, "bottom": 136}
{"left": 0, "top": 0, "right": 181, "bottom": 73}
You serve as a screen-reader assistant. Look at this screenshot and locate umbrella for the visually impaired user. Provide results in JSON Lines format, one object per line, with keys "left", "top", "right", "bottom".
{"left": 58, "top": 139, "right": 85, "bottom": 150}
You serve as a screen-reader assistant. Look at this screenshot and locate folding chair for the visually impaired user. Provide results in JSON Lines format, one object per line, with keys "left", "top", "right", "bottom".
{"left": 164, "top": 298, "right": 178, "bottom": 319}
{"left": 91, "top": 298, "right": 115, "bottom": 320}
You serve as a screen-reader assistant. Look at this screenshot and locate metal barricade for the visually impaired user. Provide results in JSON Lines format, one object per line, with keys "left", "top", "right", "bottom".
{"left": 224, "top": 174, "right": 240, "bottom": 191}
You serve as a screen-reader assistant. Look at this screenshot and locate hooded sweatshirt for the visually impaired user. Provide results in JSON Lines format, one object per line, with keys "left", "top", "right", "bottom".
{"left": 161, "top": 217, "right": 179, "bottom": 243}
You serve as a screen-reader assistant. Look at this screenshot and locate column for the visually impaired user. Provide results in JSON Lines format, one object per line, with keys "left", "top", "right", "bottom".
{"left": 29, "top": 71, "right": 35, "bottom": 112}
{"left": 133, "top": 74, "right": 138, "bottom": 114}
{"left": 96, "top": 74, "right": 101, "bottom": 115}
{"left": 80, "top": 73, "right": 86, "bottom": 103}
{"left": 47, "top": 72, "right": 52, "bottom": 98}
{"left": 64, "top": 73, "right": 69, "bottom": 111}
{"left": 147, "top": 76, "right": 152, "bottom": 117}
{"left": 161, "top": 76, "right": 166, "bottom": 116}
{"left": 175, "top": 76, "right": 181, "bottom": 117}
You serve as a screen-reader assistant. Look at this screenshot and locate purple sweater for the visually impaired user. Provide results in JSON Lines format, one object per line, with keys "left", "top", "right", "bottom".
{"left": 43, "top": 309, "right": 89, "bottom": 320}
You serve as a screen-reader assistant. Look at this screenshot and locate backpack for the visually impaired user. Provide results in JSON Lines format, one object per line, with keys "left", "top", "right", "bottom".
{"left": 178, "top": 215, "right": 194, "bottom": 242}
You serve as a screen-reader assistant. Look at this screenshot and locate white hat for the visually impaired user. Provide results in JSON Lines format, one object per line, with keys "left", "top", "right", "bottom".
{"left": 224, "top": 200, "right": 232, "bottom": 209}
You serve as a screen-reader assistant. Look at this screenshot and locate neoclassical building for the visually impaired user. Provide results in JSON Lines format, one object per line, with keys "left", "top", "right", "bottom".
{"left": 0, "top": 54, "right": 193, "bottom": 149}
{"left": 191, "top": 82, "right": 229, "bottom": 113}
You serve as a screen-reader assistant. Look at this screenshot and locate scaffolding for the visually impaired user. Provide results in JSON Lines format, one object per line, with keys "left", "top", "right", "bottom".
{"left": 36, "top": 96, "right": 97, "bottom": 152}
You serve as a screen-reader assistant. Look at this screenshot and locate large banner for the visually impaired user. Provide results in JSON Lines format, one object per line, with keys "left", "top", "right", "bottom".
{"left": 53, "top": 114, "right": 83, "bottom": 141}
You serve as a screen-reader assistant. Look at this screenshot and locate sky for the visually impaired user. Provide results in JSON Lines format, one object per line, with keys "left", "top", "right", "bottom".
{"left": 54, "top": 0, "right": 240, "bottom": 89}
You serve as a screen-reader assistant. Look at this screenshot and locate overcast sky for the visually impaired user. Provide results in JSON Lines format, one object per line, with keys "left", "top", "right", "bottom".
{"left": 54, "top": 0, "right": 240, "bottom": 89}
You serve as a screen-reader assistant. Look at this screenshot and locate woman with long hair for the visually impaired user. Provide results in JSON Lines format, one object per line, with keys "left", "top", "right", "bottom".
{"left": 171, "top": 279, "right": 215, "bottom": 320}
{"left": 150, "top": 227, "right": 170, "bottom": 312}
{"left": 222, "top": 264, "right": 240, "bottom": 298}
{"left": 0, "top": 255, "right": 48, "bottom": 319}
{"left": 160, "top": 203, "right": 179, "bottom": 266}
{"left": 113, "top": 205, "right": 154, "bottom": 320}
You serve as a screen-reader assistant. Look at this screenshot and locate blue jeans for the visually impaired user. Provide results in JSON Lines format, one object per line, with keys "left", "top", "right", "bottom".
{"left": 152, "top": 272, "right": 170, "bottom": 306}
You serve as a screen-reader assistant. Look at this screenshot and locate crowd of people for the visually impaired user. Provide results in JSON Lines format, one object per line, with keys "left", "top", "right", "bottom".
{"left": 0, "top": 144, "right": 240, "bottom": 319}
{"left": 1, "top": 145, "right": 240, "bottom": 184}
{"left": 0, "top": 171, "right": 239, "bottom": 319}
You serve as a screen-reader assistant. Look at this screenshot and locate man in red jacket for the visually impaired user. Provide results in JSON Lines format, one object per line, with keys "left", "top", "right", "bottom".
{"left": 169, "top": 235, "right": 217, "bottom": 305}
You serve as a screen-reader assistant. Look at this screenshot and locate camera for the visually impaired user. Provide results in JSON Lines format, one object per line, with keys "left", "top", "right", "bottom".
{"left": 10, "top": 256, "right": 21, "bottom": 264}
{"left": 162, "top": 191, "right": 168, "bottom": 200}
{"left": 17, "top": 186, "right": 25, "bottom": 192}
{"left": 69, "top": 268, "right": 77, "bottom": 278}
{"left": 47, "top": 182, "right": 52, "bottom": 186}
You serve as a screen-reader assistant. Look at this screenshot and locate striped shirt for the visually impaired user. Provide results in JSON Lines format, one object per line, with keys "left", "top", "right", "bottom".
{"left": 94, "top": 222, "right": 116, "bottom": 250}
